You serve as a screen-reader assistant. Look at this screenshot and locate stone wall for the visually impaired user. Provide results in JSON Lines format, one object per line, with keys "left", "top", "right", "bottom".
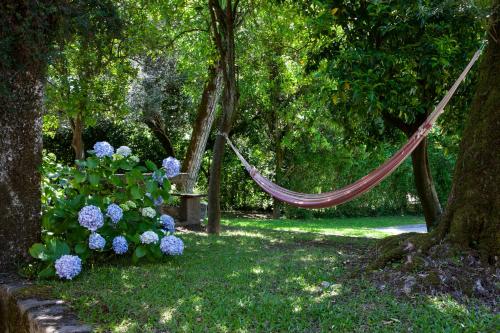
{"left": 0, "top": 274, "right": 91, "bottom": 333}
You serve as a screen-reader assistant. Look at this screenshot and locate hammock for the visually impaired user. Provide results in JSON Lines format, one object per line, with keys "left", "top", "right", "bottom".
{"left": 223, "top": 48, "right": 483, "bottom": 209}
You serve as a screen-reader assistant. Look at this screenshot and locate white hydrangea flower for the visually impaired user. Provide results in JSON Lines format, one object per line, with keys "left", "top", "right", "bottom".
{"left": 116, "top": 146, "right": 132, "bottom": 157}
{"left": 141, "top": 207, "right": 156, "bottom": 218}
{"left": 140, "top": 231, "right": 159, "bottom": 244}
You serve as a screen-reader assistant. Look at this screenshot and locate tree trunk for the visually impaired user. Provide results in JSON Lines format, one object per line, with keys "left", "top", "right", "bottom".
{"left": 267, "top": 56, "right": 283, "bottom": 219}
{"left": 0, "top": 0, "right": 65, "bottom": 271}
{"left": 182, "top": 64, "right": 223, "bottom": 192}
{"left": 382, "top": 112, "right": 443, "bottom": 229}
{"left": 144, "top": 113, "right": 176, "bottom": 157}
{"left": 70, "top": 113, "right": 85, "bottom": 161}
{"left": 0, "top": 72, "right": 44, "bottom": 271}
{"left": 272, "top": 141, "right": 284, "bottom": 219}
{"left": 207, "top": 0, "right": 239, "bottom": 234}
{"left": 207, "top": 77, "right": 237, "bottom": 234}
{"left": 437, "top": 5, "right": 500, "bottom": 263}
{"left": 410, "top": 137, "right": 442, "bottom": 230}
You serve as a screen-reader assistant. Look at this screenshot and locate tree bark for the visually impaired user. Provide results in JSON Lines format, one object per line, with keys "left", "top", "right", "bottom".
{"left": 272, "top": 140, "right": 284, "bottom": 219}
{"left": 267, "top": 56, "right": 284, "bottom": 219}
{"left": 182, "top": 64, "right": 223, "bottom": 192}
{"left": 437, "top": 4, "right": 500, "bottom": 263}
{"left": 410, "top": 137, "right": 442, "bottom": 230}
{"left": 0, "top": 72, "right": 44, "bottom": 271}
{"left": 0, "top": 0, "right": 63, "bottom": 271}
{"left": 70, "top": 113, "right": 85, "bottom": 161}
{"left": 207, "top": 0, "right": 240, "bottom": 234}
{"left": 382, "top": 112, "right": 442, "bottom": 229}
{"left": 144, "top": 113, "right": 176, "bottom": 157}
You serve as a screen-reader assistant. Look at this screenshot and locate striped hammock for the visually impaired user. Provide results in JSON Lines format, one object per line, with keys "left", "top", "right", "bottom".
{"left": 223, "top": 48, "right": 483, "bottom": 209}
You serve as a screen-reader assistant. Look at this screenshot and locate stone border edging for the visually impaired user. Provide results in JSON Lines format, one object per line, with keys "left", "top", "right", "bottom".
{"left": 0, "top": 273, "right": 91, "bottom": 333}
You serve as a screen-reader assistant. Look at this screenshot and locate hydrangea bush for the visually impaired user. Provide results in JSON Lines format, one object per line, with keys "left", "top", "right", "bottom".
{"left": 30, "top": 144, "right": 184, "bottom": 280}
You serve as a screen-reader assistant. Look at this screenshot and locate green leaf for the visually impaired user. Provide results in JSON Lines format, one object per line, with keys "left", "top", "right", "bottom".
{"left": 88, "top": 173, "right": 101, "bottom": 186}
{"left": 145, "top": 179, "right": 157, "bottom": 193}
{"left": 130, "top": 185, "right": 142, "bottom": 200}
{"left": 86, "top": 158, "right": 98, "bottom": 169}
{"left": 38, "top": 265, "right": 56, "bottom": 279}
{"left": 75, "top": 243, "right": 87, "bottom": 254}
{"left": 110, "top": 175, "right": 123, "bottom": 187}
{"left": 145, "top": 160, "right": 157, "bottom": 171}
{"left": 134, "top": 246, "right": 147, "bottom": 258}
{"left": 47, "top": 239, "right": 70, "bottom": 260}
{"left": 29, "top": 243, "right": 48, "bottom": 260}
{"left": 74, "top": 171, "right": 86, "bottom": 183}
{"left": 119, "top": 160, "right": 133, "bottom": 170}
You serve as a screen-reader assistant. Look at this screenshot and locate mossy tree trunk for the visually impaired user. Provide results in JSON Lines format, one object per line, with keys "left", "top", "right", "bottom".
{"left": 207, "top": 0, "right": 240, "bottom": 234}
{"left": 410, "top": 136, "right": 442, "bottom": 230}
{"left": 70, "top": 113, "right": 85, "bottom": 161}
{"left": 436, "top": 3, "right": 500, "bottom": 262}
{"left": 382, "top": 112, "right": 443, "bottom": 230}
{"left": 0, "top": 0, "right": 66, "bottom": 271}
{"left": 182, "top": 63, "right": 223, "bottom": 192}
{"left": 144, "top": 112, "right": 176, "bottom": 158}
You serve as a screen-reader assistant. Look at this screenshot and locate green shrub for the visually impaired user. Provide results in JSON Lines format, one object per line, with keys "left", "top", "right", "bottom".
{"left": 30, "top": 145, "right": 182, "bottom": 280}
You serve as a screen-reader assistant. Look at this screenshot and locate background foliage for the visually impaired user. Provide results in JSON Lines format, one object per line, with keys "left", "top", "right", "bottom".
{"left": 41, "top": 0, "right": 488, "bottom": 218}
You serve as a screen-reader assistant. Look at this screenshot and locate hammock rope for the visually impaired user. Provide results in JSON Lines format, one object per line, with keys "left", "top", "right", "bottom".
{"left": 223, "top": 48, "right": 483, "bottom": 209}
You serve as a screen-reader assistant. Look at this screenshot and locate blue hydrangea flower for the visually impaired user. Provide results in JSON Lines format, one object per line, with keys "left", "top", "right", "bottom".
{"left": 54, "top": 255, "right": 82, "bottom": 280}
{"left": 78, "top": 205, "right": 104, "bottom": 231}
{"left": 116, "top": 146, "right": 132, "bottom": 157}
{"left": 152, "top": 170, "right": 166, "bottom": 185}
{"left": 88, "top": 232, "right": 106, "bottom": 250}
{"left": 106, "top": 203, "right": 123, "bottom": 223}
{"left": 146, "top": 193, "right": 164, "bottom": 207}
{"left": 140, "top": 231, "right": 159, "bottom": 244}
{"left": 112, "top": 236, "right": 128, "bottom": 254}
{"left": 160, "top": 235, "right": 184, "bottom": 255}
{"left": 154, "top": 196, "right": 164, "bottom": 206}
{"left": 162, "top": 157, "right": 180, "bottom": 178}
{"left": 93, "top": 141, "right": 114, "bottom": 158}
{"left": 142, "top": 207, "right": 156, "bottom": 218}
{"left": 160, "top": 214, "right": 175, "bottom": 233}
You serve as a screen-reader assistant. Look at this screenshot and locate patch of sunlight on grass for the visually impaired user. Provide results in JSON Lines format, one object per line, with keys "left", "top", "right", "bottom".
{"left": 251, "top": 266, "right": 264, "bottom": 274}
{"left": 314, "top": 283, "right": 343, "bottom": 302}
{"left": 114, "top": 319, "right": 135, "bottom": 333}
{"left": 222, "top": 215, "right": 424, "bottom": 238}
{"left": 159, "top": 308, "right": 176, "bottom": 324}
{"left": 427, "top": 295, "right": 468, "bottom": 313}
{"left": 222, "top": 228, "right": 277, "bottom": 240}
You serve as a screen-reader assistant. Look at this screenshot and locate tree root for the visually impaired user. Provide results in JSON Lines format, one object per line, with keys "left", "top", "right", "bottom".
{"left": 369, "top": 231, "right": 440, "bottom": 270}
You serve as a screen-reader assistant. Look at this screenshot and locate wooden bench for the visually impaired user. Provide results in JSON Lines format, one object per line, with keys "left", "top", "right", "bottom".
{"left": 164, "top": 173, "right": 207, "bottom": 226}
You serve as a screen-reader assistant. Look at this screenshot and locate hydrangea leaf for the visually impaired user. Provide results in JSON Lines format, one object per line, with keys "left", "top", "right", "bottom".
{"left": 134, "top": 246, "right": 147, "bottom": 258}
{"left": 110, "top": 175, "right": 123, "bottom": 187}
{"left": 130, "top": 185, "right": 142, "bottom": 200}
{"left": 119, "top": 159, "right": 133, "bottom": 170}
{"left": 145, "top": 160, "right": 157, "bottom": 171}
{"left": 29, "top": 243, "right": 48, "bottom": 260}
{"left": 38, "top": 265, "right": 56, "bottom": 279}
{"left": 74, "top": 171, "right": 86, "bottom": 183}
{"left": 47, "top": 239, "right": 70, "bottom": 260}
{"left": 86, "top": 158, "right": 98, "bottom": 169}
{"left": 75, "top": 243, "right": 87, "bottom": 255}
{"left": 88, "top": 173, "right": 101, "bottom": 186}
{"left": 145, "top": 179, "right": 157, "bottom": 194}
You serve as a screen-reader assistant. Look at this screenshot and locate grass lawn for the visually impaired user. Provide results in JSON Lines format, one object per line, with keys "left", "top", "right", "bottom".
{"left": 41, "top": 216, "right": 497, "bottom": 332}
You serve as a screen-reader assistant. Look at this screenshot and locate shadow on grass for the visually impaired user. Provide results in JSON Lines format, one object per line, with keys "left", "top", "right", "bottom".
{"left": 46, "top": 224, "right": 496, "bottom": 333}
